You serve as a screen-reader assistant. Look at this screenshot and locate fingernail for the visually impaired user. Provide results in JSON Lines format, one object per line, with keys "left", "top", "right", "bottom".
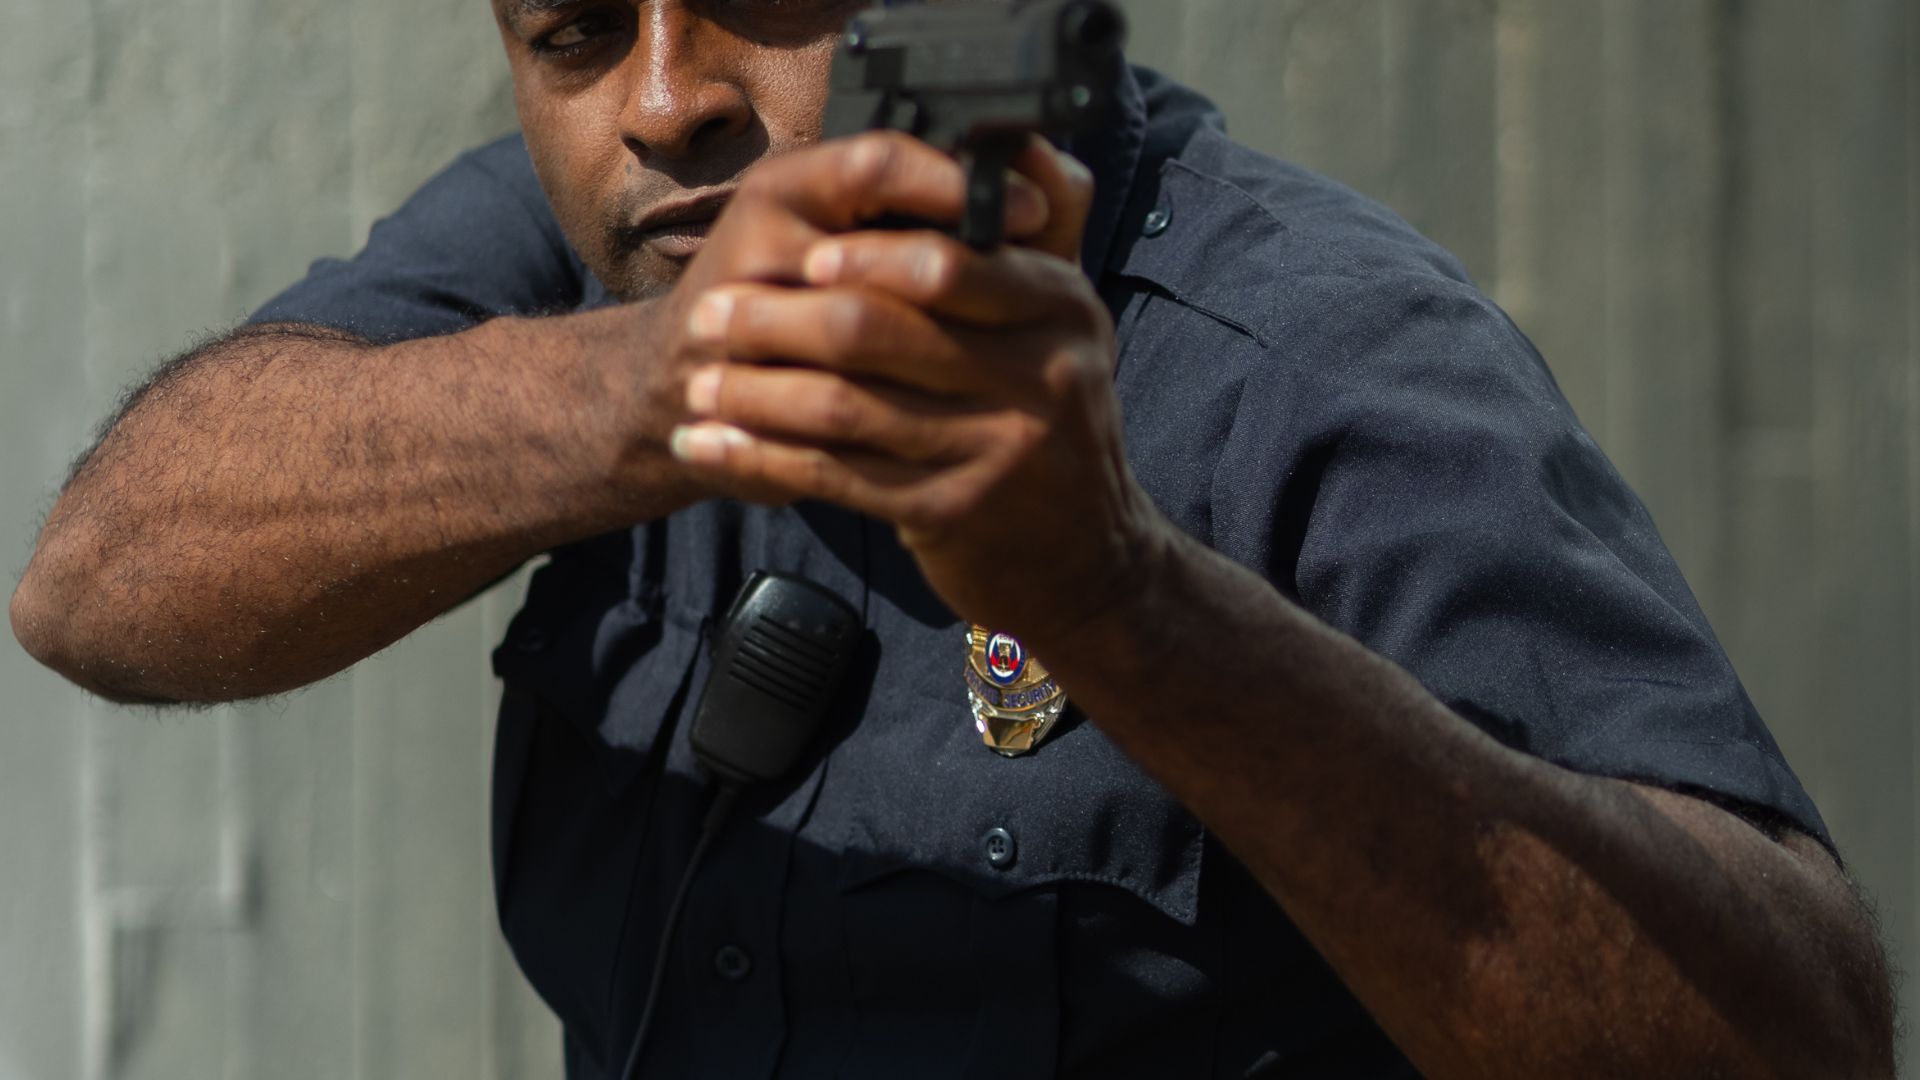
{"left": 685, "top": 366, "right": 720, "bottom": 414}
{"left": 915, "top": 248, "right": 948, "bottom": 292}
{"left": 803, "top": 243, "right": 844, "bottom": 285}
{"left": 688, "top": 292, "right": 734, "bottom": 345}
{"left": 669, "top": 424, "right": 750, "bottom": 466}
{"left": 1006, "top": 174, "right": 1049, "bottom": 227}
{"left": 669, "top": 424, "right": 721, "bottom": 465}
{"left": 1058, "top": 148, "right": 1093, "bottom": 183}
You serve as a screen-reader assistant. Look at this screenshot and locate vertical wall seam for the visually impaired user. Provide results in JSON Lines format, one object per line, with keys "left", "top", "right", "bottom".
{"left": 1906, "top": 3, "right": 1920, "bottom": 1062}
{"left": 76, "top": 0, "right": 104, "bottom": 1074}
{"left": 1709, "top": 0, "right": 1745, "bottom": 611}
{"left": 1598, "top": 2, "right": 1627, "bottom": 462}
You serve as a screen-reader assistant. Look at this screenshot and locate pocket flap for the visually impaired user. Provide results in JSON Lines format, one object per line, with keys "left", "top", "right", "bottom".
{"left": 491, "top": 552, "right": 704, "bottom": 779}
{"left": 824, "top": 694, "right": 1205, "bottom": 927}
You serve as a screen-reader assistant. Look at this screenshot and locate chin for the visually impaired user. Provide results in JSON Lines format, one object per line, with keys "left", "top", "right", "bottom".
{"left": 595, "top": 248, "right": 686, "bottom": 304}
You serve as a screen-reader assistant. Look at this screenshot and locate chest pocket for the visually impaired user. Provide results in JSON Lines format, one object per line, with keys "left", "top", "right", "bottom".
{"left": 793, "top": 686, "right": 1211, "bottom": 1078}
{"left": 492, "top": 531, "right": 707, "bottom": 781}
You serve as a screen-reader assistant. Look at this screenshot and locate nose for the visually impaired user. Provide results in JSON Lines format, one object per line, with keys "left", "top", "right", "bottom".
{"left": 620, "top": 2, "right": 753, "bottom": 162}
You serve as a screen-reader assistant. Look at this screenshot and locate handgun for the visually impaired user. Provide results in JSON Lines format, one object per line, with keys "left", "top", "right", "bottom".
{"left": 822, "top": 0, "right": 1129, "bottom": 250}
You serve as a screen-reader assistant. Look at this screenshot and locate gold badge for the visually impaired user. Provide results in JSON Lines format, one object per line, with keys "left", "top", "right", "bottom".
{"left": 965, "top": 625, "right": 1067, "bottom": 756}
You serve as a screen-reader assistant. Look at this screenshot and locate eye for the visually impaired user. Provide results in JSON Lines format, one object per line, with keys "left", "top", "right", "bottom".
{"left": 531, "top": 12, "right": 622, "bottom": 57}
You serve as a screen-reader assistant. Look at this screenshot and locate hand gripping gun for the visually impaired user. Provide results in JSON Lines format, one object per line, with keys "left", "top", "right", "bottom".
{"left": 822, "top": 0, "right": 1129, "bottom": 250}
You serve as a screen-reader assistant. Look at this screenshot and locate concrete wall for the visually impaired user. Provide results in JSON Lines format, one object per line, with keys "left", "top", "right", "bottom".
{"left": 1, "top": 0, "right": 1913, "bottom": 1075}
{"left": 1, "top": 3, "right": 556, "bottom": 1077}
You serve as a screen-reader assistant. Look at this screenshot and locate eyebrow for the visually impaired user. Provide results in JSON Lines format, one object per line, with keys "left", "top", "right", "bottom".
{"left": 507, "top": 0, "right": 583, "bottom": 22}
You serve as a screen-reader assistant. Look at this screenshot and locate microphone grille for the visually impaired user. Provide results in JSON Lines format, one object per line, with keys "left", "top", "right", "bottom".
{"left": 729, "top": 617, "right": 837, "bottom": 712}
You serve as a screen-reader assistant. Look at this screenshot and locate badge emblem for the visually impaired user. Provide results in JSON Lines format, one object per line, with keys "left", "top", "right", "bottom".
{"left": 983, "top": 632, "right": 1026, "bottom": 684}
{"left": 965, "top": 625, "right": 1068, "bottom": 757}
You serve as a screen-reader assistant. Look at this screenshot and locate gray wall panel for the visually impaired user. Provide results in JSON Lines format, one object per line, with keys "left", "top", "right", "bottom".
{"left": 1800, "top": 0, "right": 1917, "bottom": 1021}
{"left": 1, "top": 3, "right": 97, "bottom": 1077}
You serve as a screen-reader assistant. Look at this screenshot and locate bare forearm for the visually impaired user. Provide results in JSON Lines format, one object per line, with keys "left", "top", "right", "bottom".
{"left": 1039, "top": 530, "right": 1893, "bottom": 1077}
{"left": 11, "top": 308, "right": 684, "bottom": 703}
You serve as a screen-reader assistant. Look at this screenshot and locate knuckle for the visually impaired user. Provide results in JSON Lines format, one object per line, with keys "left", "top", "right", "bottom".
{"left": 804, "top": 449, "right": 846, "bottom": 500}
{"left": 919, "top": 479, "right": 984, "bottom": 526}
{"left": 1039, "top": 261, "right": 1098, "bottom": 315}
{"left": 702, "top": 366, "right": 734, "bottom": 416}
{"left": 1041, "top": 351, "right": 1083, "bottom": 399}
{"left": 915, "top": 242, "right": 963, "bottom": 298}
{"left": 1004, "top": 412, "right": 1050, "bottom": 456}
{"left": 848, "top": 132, "right": 901, "bottom": 188}
{"left": 1052, "top": 343, "right": 1113, "bottom": 399}
{"left": 1060, "top": 347, "right": 1110, "bottom": 394}
{"left": 825, "top": 294, "right": 878, "bottom": 353}
{"left": 909, "top": 420, "right": 958, "bottom": 464}
{"left": 726, "top": 433, "right": 760, "bottom": 474}
{"left": 906, "top": 485, "right": 960, "bottom": 528}
{"left": 817, "top": 382, "right": 864, "bottom": 438}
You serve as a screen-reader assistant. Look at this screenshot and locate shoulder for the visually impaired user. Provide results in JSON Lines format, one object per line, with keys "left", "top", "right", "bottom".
{"left": 378, "top": 132, "right": 575, "bottom": 269}
{"left": 1111, "top": 71, "right": 1508, "bottom": 365}
{"left": 247, "top": 132, "right": 589, "bottom": 340}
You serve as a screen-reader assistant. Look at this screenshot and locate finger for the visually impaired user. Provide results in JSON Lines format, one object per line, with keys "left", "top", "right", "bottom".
{"left": 1012, "top": 137, "right": 1096, "bottom": 263}
{"left": 749, "top": 131, "right": 1049, "bottom": 240}
{"left": 669, "top": 421, "right": 958, "bottom": 523}
{"left": 798, "top": 232, "right": 1096, "bottom": 328}
{"left": 686, "top": 283, "right": 1055, "bottom": 398}
{"left": 684, "top": 363, "right": 993, "bottom": 464}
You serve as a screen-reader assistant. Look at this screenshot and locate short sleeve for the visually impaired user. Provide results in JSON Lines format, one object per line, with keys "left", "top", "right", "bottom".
{"left": 247, "top": 133, "right": 585, "bottom": 343}
{"left": 1215, "top": 272, "right": 1832, "bottom": 848}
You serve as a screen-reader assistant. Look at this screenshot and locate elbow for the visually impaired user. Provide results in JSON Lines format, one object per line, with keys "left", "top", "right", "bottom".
{"left": 1771, "top": 902, "right": 1900, "bottom": 1079}
{"left": 1832, "top": 956, "right": 1900, "bottom": 1079}
{"left": 10, "top": 555, "right": 71, "bottom": 676}
{"left": 1819, "top": 887, "right": 1901, "bottom": 1078}
{"left": 10, "top": 548, "right": 179, "bottom": 707}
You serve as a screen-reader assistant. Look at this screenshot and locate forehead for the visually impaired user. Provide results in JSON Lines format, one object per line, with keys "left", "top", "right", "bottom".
{"left": 497, "top": 0, "right": 996, "bottom": 11}
{"left": 492, "top": 0, "right": 1001, "bottom": 35}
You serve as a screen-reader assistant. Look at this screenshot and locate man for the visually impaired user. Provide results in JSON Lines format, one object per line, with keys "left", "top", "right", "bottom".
{"left": 8, "top": 0, "right": 1896, "bottom": 1075}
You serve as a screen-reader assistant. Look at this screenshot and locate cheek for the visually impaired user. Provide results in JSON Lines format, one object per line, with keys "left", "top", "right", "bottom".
{"left": 745, "top": 37, "right": 842, "bottom": 150}
{"left": 515, "top": 89, "right": 628, "bottom": 240}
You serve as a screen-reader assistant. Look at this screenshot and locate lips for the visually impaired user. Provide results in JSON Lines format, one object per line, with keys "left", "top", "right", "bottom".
{"left": 642, "top": 220, "right": 713, "bottom": 259}
{"left": 623, "top": 189, "right": 735, "bottom": 260}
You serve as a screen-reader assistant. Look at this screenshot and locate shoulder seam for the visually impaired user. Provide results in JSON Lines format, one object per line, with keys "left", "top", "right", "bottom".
{"left": 1116, "top": 154, "right": 1386, "bottom": 349}
{"left": 1166, "top": 148, "right": 1381, "bottom": 287}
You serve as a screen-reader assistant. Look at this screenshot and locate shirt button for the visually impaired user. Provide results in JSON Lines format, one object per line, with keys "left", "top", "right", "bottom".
{"left": 712, "top": 944, "right": 753, "bottom": 982}
{"left": 981, "top": 827, "right": 1017, "bottom": 871}
{"left": 1143, "top": 206, "right": 1172, "bottom": 238}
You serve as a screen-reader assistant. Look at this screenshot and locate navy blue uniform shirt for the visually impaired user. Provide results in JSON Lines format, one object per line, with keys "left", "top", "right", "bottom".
{"left": 251, "top": 66, "right": 1829, "bottom": 1079}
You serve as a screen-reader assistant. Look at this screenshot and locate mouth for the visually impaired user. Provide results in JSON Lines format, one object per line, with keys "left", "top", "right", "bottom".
{"left": 640, "top": 220, "right": 713, "bottom": 260}
{"left": 620, "top": 188, "right": 736, "bottom": 261}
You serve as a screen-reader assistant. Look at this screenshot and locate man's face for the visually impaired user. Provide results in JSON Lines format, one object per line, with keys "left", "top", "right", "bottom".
{"left": 493, "top": 0, "right": 866, "bottom": 300}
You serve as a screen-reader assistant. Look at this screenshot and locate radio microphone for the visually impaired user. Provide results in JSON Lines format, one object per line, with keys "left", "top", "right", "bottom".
{"left": 689, "top": 571, "right": 863, "bottom": 786}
